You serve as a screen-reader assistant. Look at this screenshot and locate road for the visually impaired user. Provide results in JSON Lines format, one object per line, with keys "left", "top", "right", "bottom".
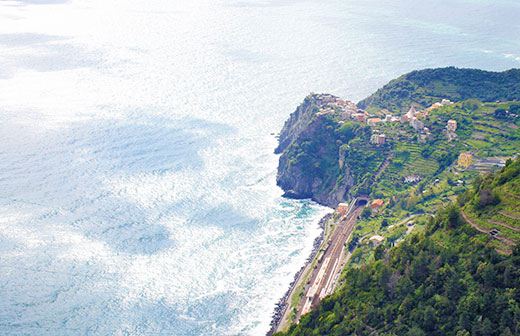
{"left": 295, "top": 205, "right": 364, "bottom": 320}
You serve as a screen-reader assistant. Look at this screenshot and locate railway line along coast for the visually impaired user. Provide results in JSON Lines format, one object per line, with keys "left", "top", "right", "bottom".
{"left": 269, "top": 197, "right": 367, "bottom": 335}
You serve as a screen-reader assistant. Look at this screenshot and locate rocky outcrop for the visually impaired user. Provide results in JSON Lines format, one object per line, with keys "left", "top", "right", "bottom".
{"left": 277, "top": 146, "right": 353, "bottom": 207}
{"left": 275, "top": 94, "right": 357, "bottom": 208}
{"left": 275, "top": 94, "right": 324, "bottom": 154}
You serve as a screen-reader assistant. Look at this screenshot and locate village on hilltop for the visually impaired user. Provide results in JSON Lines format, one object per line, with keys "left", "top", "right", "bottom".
{"left": 307, "top": 92, "right": 516, "bottom": 226}
{"left": 308, "top": 92, "right": 511, "bottom": 173}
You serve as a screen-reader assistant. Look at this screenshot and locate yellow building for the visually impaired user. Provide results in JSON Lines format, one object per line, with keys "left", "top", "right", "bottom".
{"left": 458, "top": 152, "right": 473, "bottom": 168}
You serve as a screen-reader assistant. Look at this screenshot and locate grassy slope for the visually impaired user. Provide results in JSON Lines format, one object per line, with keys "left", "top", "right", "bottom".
{"left": 366, "top": 100, "right": 520, "bottom": 202}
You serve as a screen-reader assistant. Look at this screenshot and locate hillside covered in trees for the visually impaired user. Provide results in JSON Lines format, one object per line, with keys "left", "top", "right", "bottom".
{"left": 358, "top": 67, "right": 520, "bottom": 113}
{"left": 272, "top": 67, "right": 520, "bottom": 335}
{"left": 275, "top": 158, "right": 520, "bottom": 336}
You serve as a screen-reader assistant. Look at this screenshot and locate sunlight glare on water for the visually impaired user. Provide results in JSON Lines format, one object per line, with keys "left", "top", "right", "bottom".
{"left": 0, "top": 0, "right": 519, "bottom": 335}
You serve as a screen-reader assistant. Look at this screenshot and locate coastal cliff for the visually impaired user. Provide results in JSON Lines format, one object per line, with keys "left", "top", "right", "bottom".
{"left": 272, "top": 66, "right": 520, "bottom": 336}
{"left": 275, "top": 95, "right": 320, "bottom": 155}
{"left": 275, "top": 93, "right": 372, "bottom": 208}
{"left": 275, "top": 67, "right": 520, "bottom": 208}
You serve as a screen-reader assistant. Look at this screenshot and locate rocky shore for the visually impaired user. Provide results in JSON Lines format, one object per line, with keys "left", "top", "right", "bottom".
{"left": 266, "top": 213, "right": 332, "bottom": 335}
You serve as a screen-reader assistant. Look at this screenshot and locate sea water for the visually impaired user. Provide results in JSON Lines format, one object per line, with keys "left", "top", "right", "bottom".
{"left": 0, "top": 0, "right": 518, "bottom": 335}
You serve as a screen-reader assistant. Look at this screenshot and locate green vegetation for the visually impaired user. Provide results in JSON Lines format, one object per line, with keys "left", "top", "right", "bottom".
{"left": 277, "top": 68, "right": 520, "bottom": 207}
{"left": 458, "top": 157, "right": 520, "bottom": 249}
{"left": 276, "top": 207, "right": 520, "bottom": 336}
{"left": 279, "top": 98, "right": 520, "bottom": 207}
{"left": 369, "top": 99, "right": 520, "bottom": 201}
{"left": 274, "top": 67, "right": 520, "bottom": 335}
{"left": 358, "top": 67, "right": 520, "bottom": 113}
{"left": 286, "top": 116, "right": 372, "bottom": 190}
{"left": 275, "top": 156, "right": 520, "bottom": 336}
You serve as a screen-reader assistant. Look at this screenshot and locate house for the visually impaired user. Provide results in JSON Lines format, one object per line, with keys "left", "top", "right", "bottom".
{"left": 458, "top": 152, "right": 473, "bottom": 168}
{"left": 404, "top": 174, "right": 422, "bottom": 183}
{"left": 426, "top": 99, "right": 453, "bottom": 112}
{"left": 352, "top": 113, "right": 366, "bottom": 122}
{"left": 369, "top": 235, "right": 385, "bottom": 247}
{"left": 447, "top": 119, "right": 457, "bottom": 132}
{"left": 406, "top": 106, "right": 417, "bottom": 119}
{"left": 400, "top": 115, "right": 409, "bottom": 123}
{"left": 426, "top": 102, "right": 443, "bottom": 111}
{"left": 370, "top": 199, "right": 384, "bottom": 210}
{"left": 336, "top": 203, "right": 350, "bottom": 215}
{"left": 370, "top": 134, "right": 386, "bottom": 145}
{"left": 410, "top": 117, "right": 424, "bottom": 131}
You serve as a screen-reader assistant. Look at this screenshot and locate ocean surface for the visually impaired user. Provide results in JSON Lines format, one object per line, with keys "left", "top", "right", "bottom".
{"left": 0, "top": 0, "right": 519, "bottom": 335}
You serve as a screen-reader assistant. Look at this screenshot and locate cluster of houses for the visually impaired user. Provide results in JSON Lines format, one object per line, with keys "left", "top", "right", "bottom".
{"left": 310, "top": 93, "right": 463, "bottom": 148}
{"left": 310, "top": 93, "right": 379, "bottom": 124}
{"left": 312, "top": 93, "right": 360, "bottom": 120}
{"left": 445, "top": 119, "right": 458, "bottom": 141}
{"left": 399, "top": 106, "right": 425, "bottom": 131}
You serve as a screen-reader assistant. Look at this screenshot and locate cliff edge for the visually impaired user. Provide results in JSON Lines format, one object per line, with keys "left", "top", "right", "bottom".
{"left": 275, "top": 93, "right": 370, "bottom": 207}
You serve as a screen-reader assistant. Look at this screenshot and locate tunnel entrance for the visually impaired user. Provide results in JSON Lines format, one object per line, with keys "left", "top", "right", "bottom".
{"left": 356, "top": 199, "right": 368, "bottom": 206}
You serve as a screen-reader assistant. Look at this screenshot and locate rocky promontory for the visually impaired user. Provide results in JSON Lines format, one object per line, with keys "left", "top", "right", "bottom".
{"left": 275, "top": 67, "right": 520, "bottom": 209}
{"left": 275, "top": 93, "right": 366, "bottom": 208}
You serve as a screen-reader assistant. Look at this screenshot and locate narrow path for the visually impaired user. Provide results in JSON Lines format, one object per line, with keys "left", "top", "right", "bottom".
{"left": 461, "top": 211, "right": 516, "bottom": 246}
{"left": 488, "top": 219, "right": 520, "bottom": 233}
{"left": 373, "top": 151, "right": 393, "bottom": 181}
{"left": 499, "top": 211, "right": 520, "bottom": 220}
{"left": 388, "top": 213, "right": 420, "bottom": 230}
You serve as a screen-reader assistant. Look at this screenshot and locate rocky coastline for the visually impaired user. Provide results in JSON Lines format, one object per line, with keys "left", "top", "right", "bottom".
{"left": 266, "top": 213, "right": 332, "bottom": 335}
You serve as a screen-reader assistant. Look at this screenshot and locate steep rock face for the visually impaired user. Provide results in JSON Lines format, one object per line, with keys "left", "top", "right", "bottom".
{"left": 275, "top": 95, "right": 321, "bottom": 154}
{"left": 275, "top": 94, "right": 360, "bottom": 208}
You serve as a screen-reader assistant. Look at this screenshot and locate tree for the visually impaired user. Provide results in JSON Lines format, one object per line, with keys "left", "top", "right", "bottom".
{"left": 494, "top": 108, "right": 507, "bottom": 119}
{"left": 361, "top": 207, "right": 372, "bottom": 219}
{"left": 374, "top": 244, "right": 385, "bottom": 260}
{"left": 407, "top": 326, "right": 426, "bottom": 336}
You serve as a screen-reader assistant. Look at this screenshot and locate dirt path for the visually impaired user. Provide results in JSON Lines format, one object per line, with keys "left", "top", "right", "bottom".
{"left": 488, "top": 219, "right": 520, "bottom": 233}
{"left": 461, "top": 211, "right": 516, "bottom": 246}
{"left": 373, "top": 151, "right": 393, "bottom": 181}
{"left": 499, "top": 211, "right": 520, "bottom": 220}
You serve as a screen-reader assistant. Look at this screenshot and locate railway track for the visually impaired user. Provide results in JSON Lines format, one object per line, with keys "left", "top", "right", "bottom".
{"left": 296, "top": 205, "right": 363, "bottom": 319}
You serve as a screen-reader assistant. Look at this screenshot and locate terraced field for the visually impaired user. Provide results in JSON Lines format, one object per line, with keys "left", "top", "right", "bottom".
{"left": 463, "top": 161, "right": 520, "bottom": 253}
{"left": 379, "top": 143, "right": 438, "bottom": 181}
